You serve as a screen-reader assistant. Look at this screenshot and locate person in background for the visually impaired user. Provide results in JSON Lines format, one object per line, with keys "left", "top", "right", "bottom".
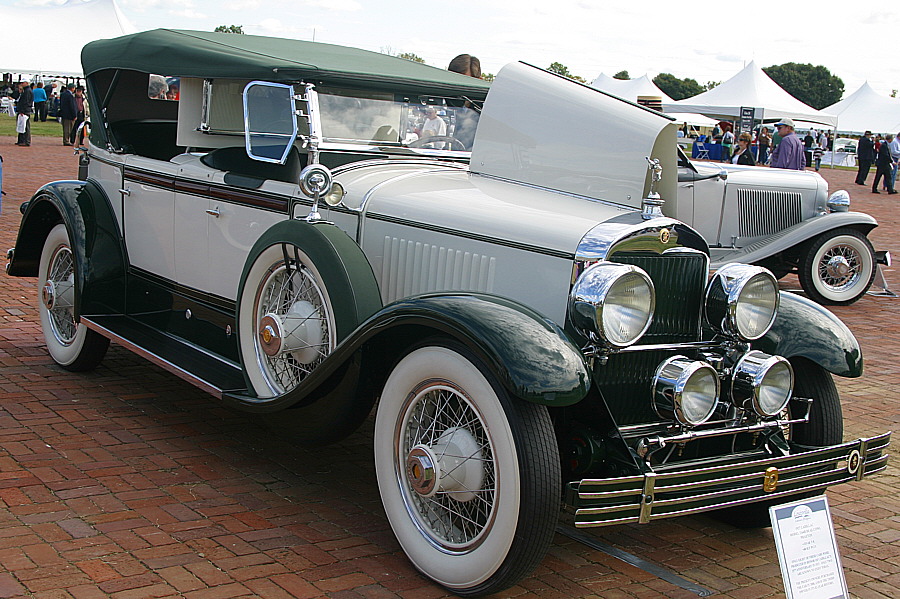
{"left": 60, "top": 82, "right": 76, "bottom": 146}
{"left": 770, "top": 118, "right": 806, "bottom": 170}
{"left": 757, "top": 126, "right": 771, "bottom": 164}
{"left": 448, "top": 54, "right": 481, "bottom": 79}
{"left": 70, "top": 86, "right": 86, "bottom": 145}
{"left": 803, "top": 129, "right": 815, "bottom": 167}
{"left": 856, "top": 131, "right": 875, "bottom": 185}
{"left": 890, "top": 131, "right": 900, "bottom": 191}
{"left": 721, "top": 127, "right": 734, "bottom": 163}
{"left": 872, "top": 133, "right": 897, "bottom": 194}
{"left": 812, "top": 144, "right": 824, "bottom": 171}
{"left": 15, "top": 81, "right": 33, "bottom": 147}
{"left": 731, "top": 132, "right": 756, "bottom": 165}
{"left": 32, "top": 81, "right": 48, "bottom": 122}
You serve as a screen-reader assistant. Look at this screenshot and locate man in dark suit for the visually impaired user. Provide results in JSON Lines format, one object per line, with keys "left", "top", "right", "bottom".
{"left": 872, "top": 133, "right": 897, "bottom": 194}
{"left": 60, "top": 83, "right": 77, "bottom": 146}
{"left": 15, "top": 81, "right": 34, "bottom": 146}
{"left": 856, "top": 131, "right": 875, "bottom": 185}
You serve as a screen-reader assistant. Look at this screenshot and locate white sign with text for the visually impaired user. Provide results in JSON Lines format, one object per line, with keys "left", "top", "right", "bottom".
{"left": 769, "top": 495, "right": 848, "bottom": 599}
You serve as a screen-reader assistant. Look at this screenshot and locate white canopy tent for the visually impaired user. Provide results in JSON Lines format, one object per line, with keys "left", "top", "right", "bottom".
{"left": 663, "top": 61, "right": 837, "bottom": 127}
{"left": 590, "top": 73, "right": 717, "bottom": 127}
{"left": 822, "top": 83, "right": 900, "bottom": 135}
{"left": 0, "top": 0, "right": 136, "bottom": 77}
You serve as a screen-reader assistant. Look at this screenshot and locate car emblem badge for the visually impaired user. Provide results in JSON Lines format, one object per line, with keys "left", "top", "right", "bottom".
{"left": 763, "top": 467, "right": 779, "bottom": 492}
{"left": 847, "top": 449, "right": 861, "bottom": 475}
{"left": 659, "top": 228, "right": 671, "bottom": 244}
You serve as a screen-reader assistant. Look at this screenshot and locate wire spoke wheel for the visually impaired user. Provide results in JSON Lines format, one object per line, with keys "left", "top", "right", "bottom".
{"left": 401, "top": 381, "right": 496, "bottom": 550}
{"left": 242, "top": 243, "right": 336, "bottom": 398}
{"left": 800, "top": 228, "right": 875, "bottom": 305}
{"left": 375, "top": 343, "right": 559, "bottom": 596}
{"left": 37, "top": 223, "right": 108, "bottom": 371}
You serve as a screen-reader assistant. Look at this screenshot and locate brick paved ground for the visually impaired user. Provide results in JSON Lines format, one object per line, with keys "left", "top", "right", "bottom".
{"left": 0, "top": 133, "right": 897, "bottom": 598}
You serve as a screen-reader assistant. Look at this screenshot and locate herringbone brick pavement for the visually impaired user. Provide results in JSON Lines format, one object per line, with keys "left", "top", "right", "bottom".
{"left": 0, "top": 133, "right": 897, "bottom": 598}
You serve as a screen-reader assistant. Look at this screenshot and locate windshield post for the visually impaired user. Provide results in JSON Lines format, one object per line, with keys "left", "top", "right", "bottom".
{"left": 300, "top": 83, "right": 323, "bottom": 165}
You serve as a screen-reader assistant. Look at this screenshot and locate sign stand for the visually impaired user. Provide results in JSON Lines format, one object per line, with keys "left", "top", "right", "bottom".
{"left": 769, "top": 495, "right": 849, "bottom": 599}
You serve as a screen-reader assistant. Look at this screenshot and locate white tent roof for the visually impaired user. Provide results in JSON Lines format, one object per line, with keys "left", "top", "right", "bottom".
{"left": 663, "top": 61, "right": 836, "bottom": 127}
{"left": 0, "top": 0, "right": 136, "bottom": 76}
{"left": 590, "top": 74, "right": 716, "bottom": 126}
{"left": 823, "top": 83, "right": 900, "bottom": 135}
{"left": 590, "top": 73, "right": 674, "bottom": 102}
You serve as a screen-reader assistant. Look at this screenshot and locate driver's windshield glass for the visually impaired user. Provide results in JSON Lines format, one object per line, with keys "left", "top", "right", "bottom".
{"left": 317, "top": 90, "right": 479, "bottom": 151}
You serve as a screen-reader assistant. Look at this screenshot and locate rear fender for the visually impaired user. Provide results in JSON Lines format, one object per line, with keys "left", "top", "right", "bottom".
{"left": 7, "top": 180, "right": 126, "bottom": 317}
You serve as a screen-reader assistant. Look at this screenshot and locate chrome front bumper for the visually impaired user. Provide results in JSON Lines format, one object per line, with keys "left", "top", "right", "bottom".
{"left": 568, "top": 432, "right": 890, "bottom": 527}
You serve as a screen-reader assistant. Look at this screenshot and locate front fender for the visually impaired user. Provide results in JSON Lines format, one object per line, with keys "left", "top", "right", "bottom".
{"left": 710, "top": 211, "right": 878, "bottom": 268}
{"left": 754, "top": 292, "right": 863, "bottom": 378}
{"left": 6, "top": 180, "right": 126, "bottom": 317}
{"left": 225, "top": 292, "right": 592, "bottom": 412}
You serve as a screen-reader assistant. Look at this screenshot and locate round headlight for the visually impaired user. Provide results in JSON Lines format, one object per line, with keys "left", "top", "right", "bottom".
{"left": 827, "top": 190, "right": 850, "bottom": 213}
{"left": 705, "top": 264, "right": 779, "bottom": 341}
{"left": 732, "top": 351, "right": 794, "bottom": 417}
{"left": 569, "top": 263, "right": 655, "bottom": 347}
{"left": 652, "top": 356, "right": 719, "bottom": 426}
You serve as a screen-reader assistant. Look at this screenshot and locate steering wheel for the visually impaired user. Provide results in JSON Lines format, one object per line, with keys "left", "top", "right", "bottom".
{"left": 408, "top": 135, "right": 467, "bottom": 151}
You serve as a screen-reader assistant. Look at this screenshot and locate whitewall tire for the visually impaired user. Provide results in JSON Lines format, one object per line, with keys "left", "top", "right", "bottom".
{"left": 37, "top": 224, "right": 109, "bottom": 371}
{"left": 374, "top": 343, "right": 559, "bottom": 596}
{"left": 799, "top": 228, "right": 875, "bottom": 305}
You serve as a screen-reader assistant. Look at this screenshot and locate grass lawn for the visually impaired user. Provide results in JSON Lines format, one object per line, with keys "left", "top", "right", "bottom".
{"left": 0, "top": 114, "right": 65, "bottom": 137}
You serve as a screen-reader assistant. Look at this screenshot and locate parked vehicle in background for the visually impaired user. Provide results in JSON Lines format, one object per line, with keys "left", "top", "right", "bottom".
{"left": 678, "top": 150, "right": 885, "bottom": 304}
{"left": 5, "top": 29, "right": 891, "bottom": 597}
{"left": 834, "top": 137, "right": 858, "bottom": 153}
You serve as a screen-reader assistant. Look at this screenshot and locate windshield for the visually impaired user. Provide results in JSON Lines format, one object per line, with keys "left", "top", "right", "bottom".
{"left": 317, "top": 90, "right": 480, "bottom": 152}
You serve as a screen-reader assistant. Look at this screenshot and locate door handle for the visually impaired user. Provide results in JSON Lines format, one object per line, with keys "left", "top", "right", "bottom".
{"left": 205, "top": 207, "right": 221, "bottom": 218}
{"left": 119, "top": 188, "right": 131, "bottom": 196}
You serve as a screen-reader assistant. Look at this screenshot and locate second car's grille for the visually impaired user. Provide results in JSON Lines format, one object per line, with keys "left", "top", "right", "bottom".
{"left": 737, "top": 188, "right": 802, "bottom": 238}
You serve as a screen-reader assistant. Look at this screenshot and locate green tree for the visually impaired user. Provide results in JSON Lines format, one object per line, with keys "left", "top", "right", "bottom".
{"left": 763, "top": 63, "right": 843, "bottom": 110}
{"left": 613, "top": 70, "right": 630, "bottom": 80}
{"left": 652, "top": 73, "right": 705, "bottom": 100}
{"left": 214, "top": 25, "right": 244, "bottom": 34}
{"left": 481, "top": 73, "right": 495, "bottom": 82}
{"left": 397, "top": 52, "right": 426, "bottom": 64}
{"left": 547, "top": 62, "right": 586, "bottom": 83}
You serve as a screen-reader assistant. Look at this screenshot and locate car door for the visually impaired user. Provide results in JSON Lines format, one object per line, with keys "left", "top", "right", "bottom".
{"left": 122, "top": 155, "right": 176, "bottom": 281}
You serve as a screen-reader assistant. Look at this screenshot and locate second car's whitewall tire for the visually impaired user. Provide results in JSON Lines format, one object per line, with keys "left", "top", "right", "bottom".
{"left": 374, "top": 344, "right": 558, "bottom": 595}
{"left": 799, "top": 228, "right": 875, "bottom": 305}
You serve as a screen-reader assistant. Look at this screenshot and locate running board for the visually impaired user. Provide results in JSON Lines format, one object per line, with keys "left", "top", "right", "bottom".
{"left": 82, "top": 315, "right": 247, "bottom": 398}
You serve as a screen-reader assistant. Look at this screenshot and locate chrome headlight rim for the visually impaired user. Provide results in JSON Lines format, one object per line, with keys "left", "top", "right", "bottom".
{"left": 569, "top": 262, "right": 656, "bottom": 348}
{"left": 731, "top": 351, "right": 794, "bottom": 417}
{"left": 652, "top": 355, "right": 720, "bottom": 427}
{"left": 705, "top": 263, "right": 779, "bottom": 341}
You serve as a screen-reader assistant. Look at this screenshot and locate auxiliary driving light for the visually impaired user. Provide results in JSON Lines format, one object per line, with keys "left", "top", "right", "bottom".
{"left": 732, "top": 351, "right": 794, "bottom": 417}
{"left": 705, "top": 264, "right": 779, "bottom": 341}
{"left": 652, "top": 355, "right": 720, "bottom": 426}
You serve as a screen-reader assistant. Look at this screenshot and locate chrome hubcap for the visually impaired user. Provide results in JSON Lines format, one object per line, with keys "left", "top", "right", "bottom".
{"left": 405, "top": 426, "right": 484, "bottom": 504}
{"left": 257, "top": 301, "right": 323, "bottom": 364}
{"left": 824, "top": 255, "right": 851, "bottom": 280}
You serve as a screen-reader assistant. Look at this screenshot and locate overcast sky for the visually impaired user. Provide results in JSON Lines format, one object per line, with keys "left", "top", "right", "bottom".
{"left": 8, "top": 0, "right": 900, "bottom": 100}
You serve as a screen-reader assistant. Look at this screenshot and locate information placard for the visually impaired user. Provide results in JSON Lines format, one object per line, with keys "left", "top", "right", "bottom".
{"left": 769, "top": 495, "right": 848, "bottom": 599}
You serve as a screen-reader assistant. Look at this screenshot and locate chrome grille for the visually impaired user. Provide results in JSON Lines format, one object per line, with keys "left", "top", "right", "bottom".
{"left": 738, "top": 188, "right": 802, "bottom": 238}
{"left": 595, "top": 250, "right": 709, "bottom": 425}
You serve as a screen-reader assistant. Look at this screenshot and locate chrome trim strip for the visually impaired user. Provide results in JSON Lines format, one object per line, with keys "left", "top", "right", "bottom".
{"left": 82, "top": 317, "right": 225, "bottom": 398}
{"left": 571, "top": 432, "right": 891, "bottom": 527}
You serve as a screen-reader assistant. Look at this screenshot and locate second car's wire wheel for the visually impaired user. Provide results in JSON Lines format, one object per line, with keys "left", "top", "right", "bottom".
{"left": 399, "top": 380, "right": 496, "bottom": 551}
{"left": 43, "top": 245, "right": 78, "bottom": 346}
{"left": 252, "top": 251, "right": 335, "bottom": 395}
{"left": 818, "top": 243, "right": 861, "bottom": 290}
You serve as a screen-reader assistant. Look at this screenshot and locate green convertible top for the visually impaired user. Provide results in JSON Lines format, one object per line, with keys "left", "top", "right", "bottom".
{"left": 81, "top": 29, "right": 492, "bottom": 98}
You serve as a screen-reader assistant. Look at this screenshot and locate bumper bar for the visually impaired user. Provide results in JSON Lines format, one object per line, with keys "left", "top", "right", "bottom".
{"left": 568, "top": 432, "right": 890, "bottom": 527}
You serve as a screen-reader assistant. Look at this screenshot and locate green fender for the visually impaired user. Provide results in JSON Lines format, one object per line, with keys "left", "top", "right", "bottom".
{"left": 360, "top": 293, "right": 593, "bottom": 406}
{"left": 754, "top": 291, "right": 863, "bottom": 378}
{"left": 7, "top": 180, "right": 126, "bottom": 317}
{"left": 226, "top": 287, "right": 592, "bottom": 411}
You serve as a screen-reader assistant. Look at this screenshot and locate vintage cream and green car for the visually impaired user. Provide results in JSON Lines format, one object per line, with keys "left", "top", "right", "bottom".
{"left": 6, "top": 30, "right": 890, "bottom": 596}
